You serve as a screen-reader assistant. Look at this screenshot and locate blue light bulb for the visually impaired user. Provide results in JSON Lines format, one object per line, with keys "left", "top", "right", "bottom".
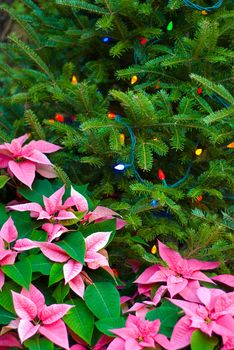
{"left": 151, "top": 200, "right": 158, "bottom": 208}
{"left": 101, "top": 36, "right": 111, "bottom": 43}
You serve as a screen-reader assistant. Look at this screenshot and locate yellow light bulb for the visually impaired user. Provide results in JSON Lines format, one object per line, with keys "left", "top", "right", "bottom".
{"left": 48, "top": 119, "right": 55, "bottom": 123}
{"left": 71, "top": 75, "right": 78, "bottom": 85}
{"left": 201, "top": 10, "right": 208, "bottom": 15}
{"left": 195, "top": 148, "right": 203, "bottom": 156}
{"left": 151, "top": 245, "right": 157, "bottom": 254}
{"left": 131, "top": 75, "right": 138, "bottom": 85}
{"left": 120, "top": 133, "right": 125, "bottom": 145}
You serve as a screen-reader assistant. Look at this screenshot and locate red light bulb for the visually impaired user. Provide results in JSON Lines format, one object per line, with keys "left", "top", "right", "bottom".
{"left": 158, "top": 169, "right": 165, "bottom": 180}
{"left": 55, "top": 113, "right": 64, "bottom": 122}
{"left": 197, "top": 87, "right": 202, "bottom": 95}
{"left": 139, "top": 36, "right": 148, "bottom": 45}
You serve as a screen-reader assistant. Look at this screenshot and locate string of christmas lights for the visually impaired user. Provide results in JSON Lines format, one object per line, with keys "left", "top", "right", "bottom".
{"left": 111, "top": 114, "right": 195, "bottom": 191}
{"left": 182, "top": 0, "right": 223, "bottom": 12}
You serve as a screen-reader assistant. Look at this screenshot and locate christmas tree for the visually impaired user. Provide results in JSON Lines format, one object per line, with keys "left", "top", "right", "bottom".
{"left": 0, "top": 0, "right": 233, "bottom": 272}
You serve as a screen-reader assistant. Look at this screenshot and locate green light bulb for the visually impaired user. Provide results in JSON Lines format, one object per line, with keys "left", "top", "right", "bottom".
{"left": 167, "top": 21, "right": 173, "bottom": 31}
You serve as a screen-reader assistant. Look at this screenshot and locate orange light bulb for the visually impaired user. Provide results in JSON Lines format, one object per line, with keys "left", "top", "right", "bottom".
{"left": 108, "top": 112, "right": 116, "bottom": 119}
{"left": 131, "top": 75, "right": 138, "bottom": 85}
{"left": 120, "top": 133, "right": 125, "bottom": 145}
{"left": 227, "top": 142, "right": 234, "bottom": 148}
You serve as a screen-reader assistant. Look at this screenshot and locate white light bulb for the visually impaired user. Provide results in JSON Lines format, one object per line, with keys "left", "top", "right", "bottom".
{"left": 114, "top": 164, "right": 125, "bottom": 171}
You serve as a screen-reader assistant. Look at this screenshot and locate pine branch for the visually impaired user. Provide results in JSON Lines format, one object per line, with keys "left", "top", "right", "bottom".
{"left": 1, "top": 93, "right": 29, "bottom": 105}
{"left": 167, "top": 0, "right": 183, "bottom": 9}
{"left": 136, "top": 143, "right": 153, "bottom": 171}
{"left": 190, "top": 74, "right": 234, "bottom": 105}
{"left": 54, "top": 165, "right": 71, "bottom": 187}
{"left": 0, "top": 5, "right": 41, "bottom": 47}
{"left": 170, "top": 127, "right": 186, "bottom": 151}
{"left": 55, "top": 0, "right": 108, "bottom": 14}
{"left": 204, "top": 107, "right": 234, "bottom": 124}
{"left": 24, "top": 110, "right": 45, "bottom": 140}
{"left": 22, "top": 0, "right": 43, "bottom": 16}
{"left": 0, "top": 129, "right": 11, "bottom": 143}
{"left": 8, "top": 34, "right": 54, "bottom": 80}
{"left": 79, "top": 156, "right": 104, "bottom": 168}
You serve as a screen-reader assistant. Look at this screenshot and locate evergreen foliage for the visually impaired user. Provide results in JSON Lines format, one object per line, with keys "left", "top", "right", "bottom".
{"left": 0, "top": 0, "right": 233, "bottom": 272}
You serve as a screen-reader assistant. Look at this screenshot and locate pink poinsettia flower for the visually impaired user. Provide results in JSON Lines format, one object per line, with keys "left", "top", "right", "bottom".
{"left": 168, "top": 287, "right": 234, "bottom": 349}
{"left": 135, "top": 240, "right": 219, "bottom": 302}
{"left": 124, "top": 287, "right": 167, "bottom": 318}
{"left": 126, "top": 302, "right": 152, "bottom": 318}
{"left": 14, "top": 231, "right": 111, "bottom": 298}
{"left": 107, "top": 314, "right": 171, "bottom": 350}
{"left": 8, "top": 185, "right": 88, "bottom": 241}
{"left": 9, "top": 284, "right": 73, "bottom": 349}
{"left": 82, "top": 206, "right": 126, "bottom": 230}
{"left": 222, "top": 336, "right": 234, "bottom": 350}
{"left": 0, "top": 334, "right": 22, "bottom": 349}
{"left": 70, "top": 335, "right": 111, "bottom": 350}
{"left": 93, "top": 335, "right": 112, "bottom": 350}
{"left": 0, "top": 217, "right": 20, "bottom": 290}
{"left": 212, "top": 274, "right": 234, "bottom": 288}
{"left": 0, "top": 134, "right": 61, "bottom": 188}
{"left": 42, "top": 231, "right": 111, "bottom": 297}
{"left": 70, "top": 335, "right": 113, "bottom": 350}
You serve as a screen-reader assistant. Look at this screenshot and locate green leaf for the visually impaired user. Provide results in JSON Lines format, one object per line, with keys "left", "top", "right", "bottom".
{"left": 96, "top": 317, "right": 125, "bottom": 336}
{"left": 0, "top": 175, "right": 10, "bottom": 189}
{"left": 0, "top": 306, "right": 15, "bottom": 324}
{"left": 57, "top": 231, "right": 85, "bottom": 263}
{"left": 191, "top": 330, "right": 219, "bottom": 350}
{"left": 2, "top": 258, "right": 32, "bottom": 290}
{"left": 0, "top": 204, "right": 8, "bottom": 227}
{"left": 84, "top": 282, "right": 120, "bottom": 319}
{"left": 48, "top": 263, "right": 64, "bottom": 286}
{"left": 64, "top": 298, "right": 94, "bottom": 345}
{"left": 27, "top": 254, "right": 52, "bottom": 275}
{"left": 142, "top": 252, "right": 159, "bottom": 263}
{"left": 52, "top": 283, "right": 70, "bottom": 303}
{"left": 18, "top": 179, "right": 54, "bottom": 206}
{"left": 30, "top": 229, "right": 48, "bottom": 242}
{"left": 0, "top": 281, "right": 20, "bottom": 313}
{"left": 87, "top": 268, "right": 117, "bottom": 284}
{"left": 146, "top": 300, "right": 182, "bottom": 337}
{"left": 24, "top": 337, "right": 54, "bottom": 350}
{"left": 131, "top": 236, "right": 150, "bottom": 247}
{"left": 11, "top": 211, "right": 40, "bottom": 238}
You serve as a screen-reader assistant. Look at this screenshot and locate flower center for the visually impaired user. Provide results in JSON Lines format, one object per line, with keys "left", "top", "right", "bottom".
{"left": 15, "top": 157, "right": 24, "bottom": 163}
{"left": 33, "top": 316, "right": 41, "bottom": 325}
{"left": 205, "top": 317, "right": 212, "bottom": 324}
{"left": 138, "top": 336, "right": 144, "bottom": 342}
